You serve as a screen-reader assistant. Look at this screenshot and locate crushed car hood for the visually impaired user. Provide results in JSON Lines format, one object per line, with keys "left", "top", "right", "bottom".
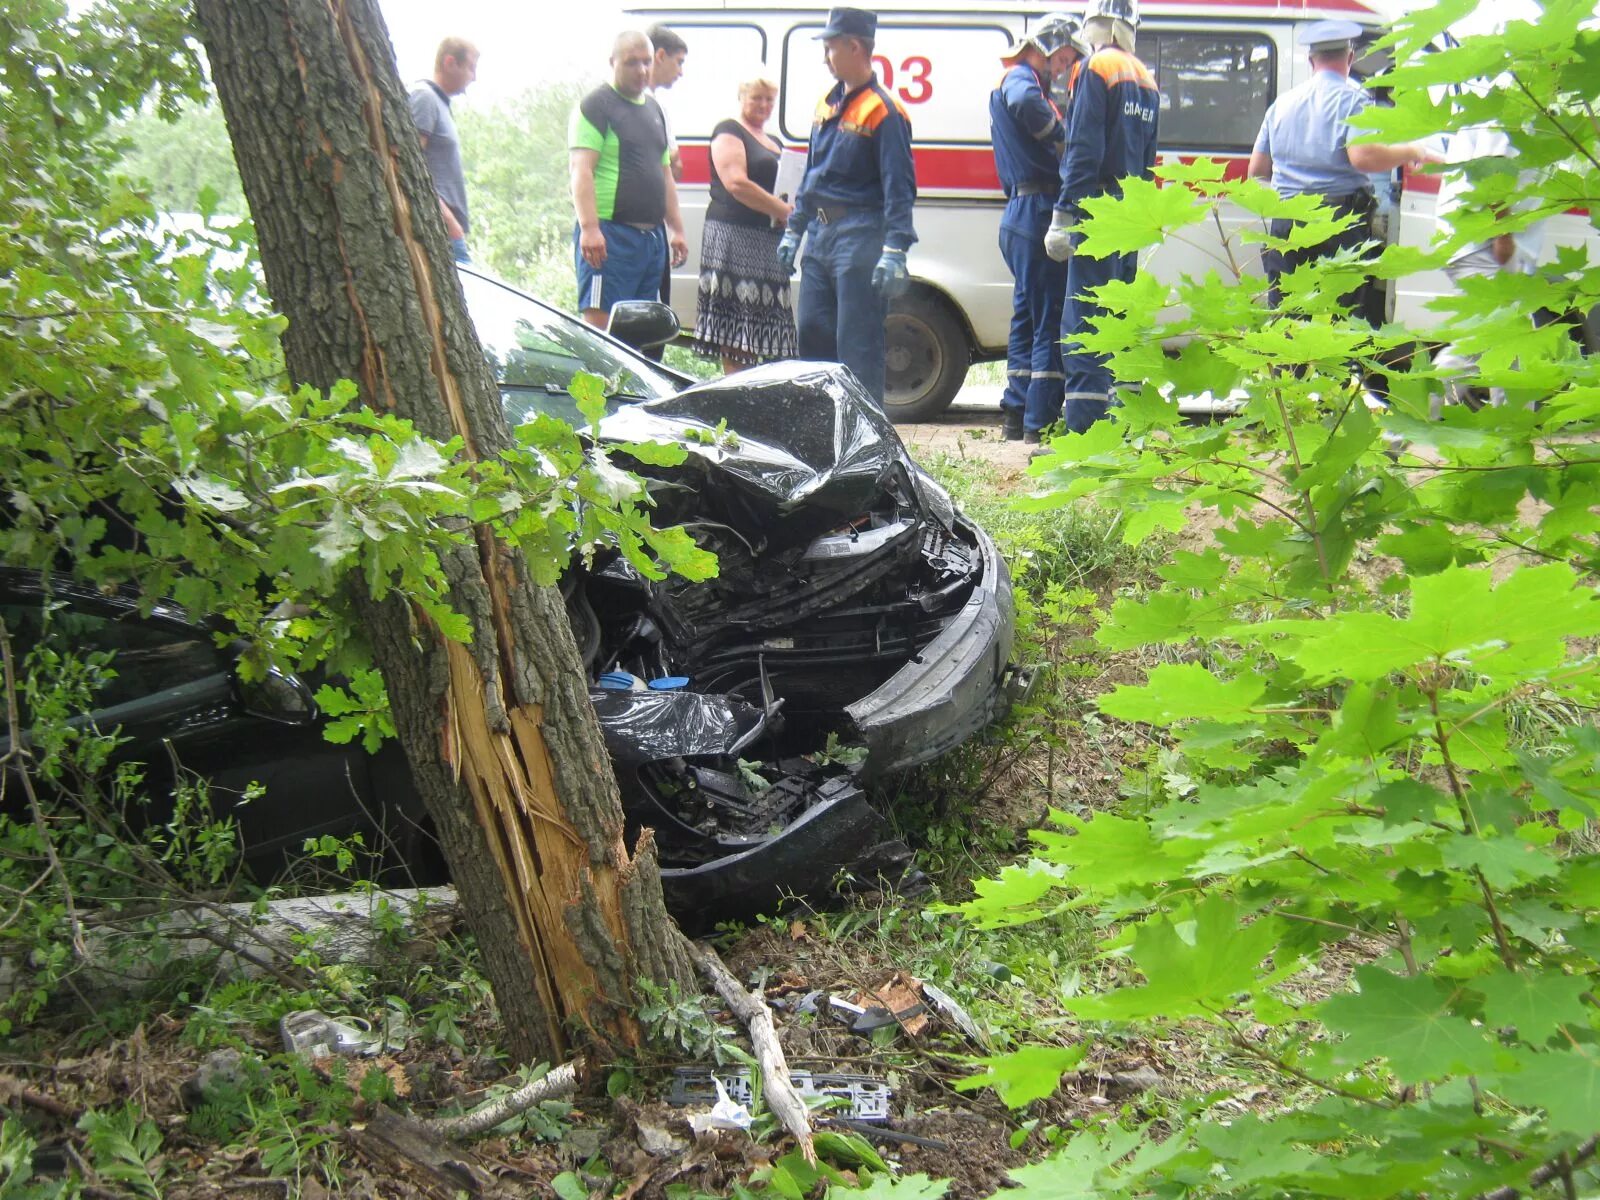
{"left": 599, "top": 362, "right": 954, "bottom": 547}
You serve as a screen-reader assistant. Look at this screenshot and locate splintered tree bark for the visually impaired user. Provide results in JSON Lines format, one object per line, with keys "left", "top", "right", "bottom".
{"left": 193, "top": 0, "right": 693, "bottom": 1065}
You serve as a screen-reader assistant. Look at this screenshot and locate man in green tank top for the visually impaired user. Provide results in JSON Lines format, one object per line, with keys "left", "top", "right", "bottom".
{"left": 569, "top": 30, "right": 689, "bottom": 329}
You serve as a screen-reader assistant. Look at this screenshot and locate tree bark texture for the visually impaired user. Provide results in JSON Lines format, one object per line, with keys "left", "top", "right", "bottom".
{"left": 193, "top": 0, "right": 693, "bottom": 1065}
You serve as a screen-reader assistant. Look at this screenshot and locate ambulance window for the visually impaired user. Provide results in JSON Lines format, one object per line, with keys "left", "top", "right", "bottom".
{"left": 781, "top": 23, "right": 1013, "bottom": 144}
{"left": 652, "top": 24, "right": 767, "bottom": 140}
{"left": 1147, "top": 32, "right": 1275, "bottom": 153}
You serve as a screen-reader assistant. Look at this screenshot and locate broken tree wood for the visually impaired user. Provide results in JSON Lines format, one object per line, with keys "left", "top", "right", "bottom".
{"left": 421, "top": 1059, "right": 582, "bottom": 1139}
{"left": 689, "top": 940, "right": 816, "bottom": 1163}
{"left": 345, "top": 1107, "right": 523, "bottom": 1200}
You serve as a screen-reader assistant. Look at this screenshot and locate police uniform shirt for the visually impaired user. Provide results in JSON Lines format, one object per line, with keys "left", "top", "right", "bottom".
{"left": 791, "top": 74, "right": 918, "bottom": 251}
{"left": 1252, "top": 70, "right": 1373, "bottom": 199}
{"left": 990, "top": 63, "right": 1064, "bottom": 198}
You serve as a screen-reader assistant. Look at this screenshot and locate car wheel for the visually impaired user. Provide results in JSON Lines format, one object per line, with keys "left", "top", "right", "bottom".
{"left": 884, "top": 288, "right": 971, "bottom": 424}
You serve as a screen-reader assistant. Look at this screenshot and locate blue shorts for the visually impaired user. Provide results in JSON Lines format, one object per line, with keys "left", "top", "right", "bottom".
{"left": 575, "top": 220, "right": 666, "bottom": 314}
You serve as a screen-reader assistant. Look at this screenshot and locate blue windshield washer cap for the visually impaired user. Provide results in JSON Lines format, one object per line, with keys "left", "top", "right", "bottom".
{"left": 648, "top": 676, "right": 692, "bottom": 691}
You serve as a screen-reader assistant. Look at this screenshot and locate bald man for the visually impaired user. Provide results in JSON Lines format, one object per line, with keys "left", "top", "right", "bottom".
{"left": 569, "top": 30, "right": 689, "bottom": 329}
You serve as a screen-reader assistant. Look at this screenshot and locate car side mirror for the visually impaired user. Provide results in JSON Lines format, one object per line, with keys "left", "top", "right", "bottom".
{"left": 237, "top": 665, "right": 317, "bottom": 725}
{"left": 606, "top": 300, "right": 679, "bottom": 351}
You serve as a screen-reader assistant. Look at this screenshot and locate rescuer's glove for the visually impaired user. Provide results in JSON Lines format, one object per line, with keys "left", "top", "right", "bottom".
{"left": 1043, "top": 210, "right": 1075, "bottom": 262}
{"left": 872, "top": 248, "right": 910, "bottom": 299}
{"left": 776, "top": 229, "right": 802, "bottom": 275}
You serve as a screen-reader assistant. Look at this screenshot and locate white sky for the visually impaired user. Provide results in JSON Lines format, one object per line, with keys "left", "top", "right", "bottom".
{"left": 375, "top": 0, "right": 1541, "bottom": 110}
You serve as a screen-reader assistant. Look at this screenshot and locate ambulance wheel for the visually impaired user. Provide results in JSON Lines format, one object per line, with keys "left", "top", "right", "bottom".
{"left": 884, "top": 289, "right": 970, "bottom": 423}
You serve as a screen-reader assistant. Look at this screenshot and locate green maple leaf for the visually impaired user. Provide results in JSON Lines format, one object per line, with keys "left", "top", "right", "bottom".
{"left": 1030, "top": 811, "right": 1199, "bottom": 890}
{"left": 1004, "top": 1124, "right": 1144, "bottom": 1197}
{"left": 847, "top": 1174, "right": 951, "bottom": 1199}
{"left": 1076, "top": 176, "right": 1207, "bottom": 257}
{"left": 1068, "top": 896, "right": 1284, "bottom": 1020}
{"left": 1440, "top": 834, "right": 1559, "bottom": 890}
{"left": 1494, "top": 1048, "right": 1600, "bottom": 1134}
{"left": 1099, "top": 662, "right": 1265, "bottom": 726}
{"left": 1256, "top": 564, "right": 1600, "bottom": 684}
{"left": 1472, "top": 968, "right": 1591, "bottom": 1043}
{"left": 1097, "top": 591, "right": 1234, "bottom": 650}
{"left": 953, "top": 1043, "right": 1087, "bottom": 1108}
{"left": 938, "top": 861, "right": 1067, "bottom": 928}
{"left": 1320, "top": 967, "right": 1499, "bottom": 1082}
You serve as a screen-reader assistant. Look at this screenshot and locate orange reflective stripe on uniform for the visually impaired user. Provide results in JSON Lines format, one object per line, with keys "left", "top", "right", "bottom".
{"left": 1088, "top": 49, "right": 1155, "bottom": 90}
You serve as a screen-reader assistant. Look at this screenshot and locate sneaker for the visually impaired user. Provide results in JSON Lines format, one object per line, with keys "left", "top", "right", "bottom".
{"left": 1023, "top": 429, "right": 1042, "bottom": 444}
{"left": 1001, "top": 409, "right": 1024, "bottom": 441}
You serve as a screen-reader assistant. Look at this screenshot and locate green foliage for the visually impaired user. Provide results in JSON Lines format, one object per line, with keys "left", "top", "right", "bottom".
{"left": 314, "top": 669, "right": 396, "bottom": 753}
{"left": 952, "top": 1043, "right": 1087, "bottom": 1108}
{"left": 456, "top": 84, "right": 585, "bottom": 288}
{"left": 76, "top": 1104, "right": 165, "bottom": 1200}
{"left": 0, "top": 1119, "right": 74, "bottom": 1200}
{"left": 113, "top": 99, "right": 246, "bottom": 216}
{"left": 947, "top": 5, "right": 1600, "bottom": 1195}
{"left": 0, "top": 634, "right": 244, "bottom": 1033}
{"left": 635, "top": 975, "right": 736, "bottom": 1061}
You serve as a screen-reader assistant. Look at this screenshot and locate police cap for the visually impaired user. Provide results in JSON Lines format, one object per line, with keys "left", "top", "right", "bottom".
{"left": 816, "top": 7, "right": 877, "bottom": 41}
{"left": 1298, "top": 19, "right": 1363, "bottom": 54}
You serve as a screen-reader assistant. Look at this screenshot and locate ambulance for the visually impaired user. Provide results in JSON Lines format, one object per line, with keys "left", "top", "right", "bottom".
{"left": 629, "top": 1, "right": 1596, "bottom": 421}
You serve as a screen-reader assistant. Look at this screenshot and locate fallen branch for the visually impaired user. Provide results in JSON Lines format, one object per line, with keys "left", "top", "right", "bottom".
{"left": 1479, "top": 1135, "right": 1599, "bottom": 1200}
{"left": 346, "top": 1106, "right": 518, "bottom": 1199}
{"left": 420, "top": 1059, "right": 582, "bottom": 1139}
{"left": 690, "top": 939, "right": 815, "bottom": 1163}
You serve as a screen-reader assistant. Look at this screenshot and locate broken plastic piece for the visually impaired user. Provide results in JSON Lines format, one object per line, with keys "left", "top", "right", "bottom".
{"left": 921, "top": 980, "right": 989, "bottom": 1048}
{"left": 685, "top": 1074, "right": 754, "bottom": 1134}
{"left": 280, "top": 1010, "right": 383, "bottom": 1059}
{"left": 669, "top": 1067, "right": 893, "bottom": 1123}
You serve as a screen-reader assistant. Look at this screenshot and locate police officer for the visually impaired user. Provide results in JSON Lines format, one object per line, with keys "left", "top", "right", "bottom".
{"left": 1249, "top": 20, "right": 1440, "bottom": 326}
{"left": 1043, "top": 0, "right": 1160, "bottom": 437}
{"left": 777, "top": 7, "right": 917, "bottom": 407}
{"left": 990, "top": 14, "right": 1087, "bottom": 442}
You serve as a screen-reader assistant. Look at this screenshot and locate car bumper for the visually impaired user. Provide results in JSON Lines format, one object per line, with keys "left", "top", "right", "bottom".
{"left": 845, "top": 518, "right": 1015, "bottom": 776}
{"left": 659, "top": 775, "right": 907, "bottom": 931}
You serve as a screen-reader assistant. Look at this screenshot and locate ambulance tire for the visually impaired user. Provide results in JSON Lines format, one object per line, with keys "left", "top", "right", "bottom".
{"left": 884, "top": 289, "right": 971, "bottom": 423}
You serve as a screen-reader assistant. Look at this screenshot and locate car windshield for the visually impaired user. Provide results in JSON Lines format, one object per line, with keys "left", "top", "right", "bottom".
{"left": 457, "top": 268, "right": 680, "bottom": 426}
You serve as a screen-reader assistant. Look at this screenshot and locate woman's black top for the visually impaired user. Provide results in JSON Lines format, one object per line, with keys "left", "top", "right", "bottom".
{"left": 707, "top": 118, "right": 782, "bottom": 228}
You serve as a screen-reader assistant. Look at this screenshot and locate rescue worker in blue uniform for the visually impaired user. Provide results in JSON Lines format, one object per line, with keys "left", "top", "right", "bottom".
{"left": 1044, "top": 0, "right": 1160, "bottom": 438}
{"left": 990, "top": 14, "right": 1088, "bottom": 442}
{"left": 777, "top": 7, "right": 917, "bottom": 407}
{"left": 1249, "top": 20, "right": 1439, "bottom": 327}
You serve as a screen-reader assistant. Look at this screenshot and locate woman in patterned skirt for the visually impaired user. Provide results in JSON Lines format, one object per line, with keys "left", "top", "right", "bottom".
{"left": 691, "top": 72, "right": 798, "bottom": 373}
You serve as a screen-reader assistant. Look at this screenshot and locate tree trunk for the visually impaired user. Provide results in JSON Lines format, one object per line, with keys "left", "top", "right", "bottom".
{"left": 192, "top": 0, "right": 693, "bottom": 1065}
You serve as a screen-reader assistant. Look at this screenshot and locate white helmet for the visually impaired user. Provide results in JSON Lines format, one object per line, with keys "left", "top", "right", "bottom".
{"left": 1029, "top": 13, "right": 1090, "bottom": 57}
{"left": 1083, "top": 0, "right": 1140, "bottom": 27}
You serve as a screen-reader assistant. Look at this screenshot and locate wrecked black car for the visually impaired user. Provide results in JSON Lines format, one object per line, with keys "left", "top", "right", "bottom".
{"left": 470, "top": 267, "right": 1018, "bottom": 920}
{"left": 1, "top": 268, "right": 1018, "bottom": 925}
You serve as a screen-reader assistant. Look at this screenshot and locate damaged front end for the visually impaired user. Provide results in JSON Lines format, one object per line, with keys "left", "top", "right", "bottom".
{"left": 568, "top": 363, "right": 1015, "bottom": 924}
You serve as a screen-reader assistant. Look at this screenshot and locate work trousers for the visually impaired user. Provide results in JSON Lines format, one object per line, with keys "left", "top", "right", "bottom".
{"left": 1263, "top": 190, "right": 1383, "bottom": 327}
{"left": 798, "top": 208, "right": 888, "bottom": 405}
{"left": 1061, "top": 237, "right": 1138, "bottom": 434}
{"left": 999, "top": 193, "right": 1069, "bottom": 435}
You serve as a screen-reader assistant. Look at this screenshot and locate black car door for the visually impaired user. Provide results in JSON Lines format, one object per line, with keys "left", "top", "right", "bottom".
{"left": 0, "top": 573, "right": 387, "bottom": 877}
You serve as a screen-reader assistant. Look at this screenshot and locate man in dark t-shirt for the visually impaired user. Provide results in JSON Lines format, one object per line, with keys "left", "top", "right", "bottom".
{"left": 409, "top": 37, "right": 478, "bottom": 264}
{"left": 568, "top": 30, "right": 689, "bottom": 329}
